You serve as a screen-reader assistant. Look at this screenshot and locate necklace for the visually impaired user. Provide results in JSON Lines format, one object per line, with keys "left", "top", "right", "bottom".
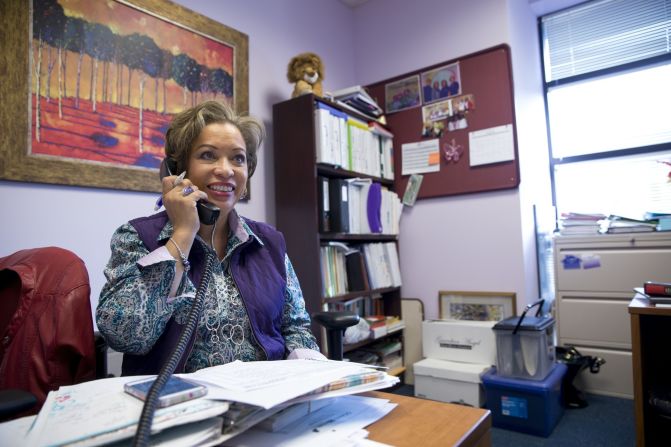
{"left": 210, "top": 219, "right": 218, "bottom": 259}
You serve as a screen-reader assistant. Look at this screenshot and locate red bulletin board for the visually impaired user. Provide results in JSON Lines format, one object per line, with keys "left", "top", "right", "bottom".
{"left": 366, "top": 44, "right": 520, "bottom": 200}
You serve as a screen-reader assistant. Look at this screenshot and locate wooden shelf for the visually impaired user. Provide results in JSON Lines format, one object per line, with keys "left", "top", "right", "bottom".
{"left": 320, "top": 233, "right": 397, "bottom": 242}
{"left": 343, "top": 326, "right": 404, "bottom": 353}
{"left": 323, "top": 287, "right": 401, "bottom": 303}
{"left": 273, "top": 93, "right": 404, "bottom": 376}
{"left": 388, "top": 366, "right": 407, "bottom": 377}
{"left": 317, "top": 164, "right": 393, "bottom": 187}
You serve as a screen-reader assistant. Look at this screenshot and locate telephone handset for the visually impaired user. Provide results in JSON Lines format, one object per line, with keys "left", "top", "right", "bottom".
{"left": 159, "top": 158, "right": 220, "bottom": 225}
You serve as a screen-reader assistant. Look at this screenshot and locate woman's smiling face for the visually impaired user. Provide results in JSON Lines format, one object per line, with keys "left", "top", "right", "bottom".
{"left": 187, "top": 122, "right": 248, "bottom": 218}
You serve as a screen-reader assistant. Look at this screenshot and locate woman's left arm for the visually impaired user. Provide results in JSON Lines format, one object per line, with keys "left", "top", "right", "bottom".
{"left": 281, "top": 255, "right": 321, "bottom": 354}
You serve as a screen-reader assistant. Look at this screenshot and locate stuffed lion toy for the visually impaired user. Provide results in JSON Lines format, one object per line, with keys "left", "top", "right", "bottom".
{"left": 287, "top": 52, "right": 324, "bottom": 98}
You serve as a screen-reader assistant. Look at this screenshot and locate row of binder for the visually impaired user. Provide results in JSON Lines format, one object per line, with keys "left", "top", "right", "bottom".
{"left": 319, "top": 241, "right": 402, "bottom": 298}
{"left": 314, "top": 101, "right": 394, "bottom": 180}
{"left": 318, "top": 176, "right": 402, "bottom": 235}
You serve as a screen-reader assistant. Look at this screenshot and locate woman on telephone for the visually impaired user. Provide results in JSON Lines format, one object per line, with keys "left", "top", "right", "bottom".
{"left": 97, "top": 101, "right": 322, "bottom": 375}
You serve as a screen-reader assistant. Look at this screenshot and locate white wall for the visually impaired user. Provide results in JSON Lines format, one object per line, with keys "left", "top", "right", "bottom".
{"left": 351, "top": 0, "right": 550, "bottom": 318}
{"left": 1, "top": 0, "right": 568, "bottom": 324}
{"left": 0, "top": 0, "right": 358, "bottom": 323}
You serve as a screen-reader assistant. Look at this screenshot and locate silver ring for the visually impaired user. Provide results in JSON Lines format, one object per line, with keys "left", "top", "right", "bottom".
{"left": 182, "top": 186, "right": 194, "bottom": 196}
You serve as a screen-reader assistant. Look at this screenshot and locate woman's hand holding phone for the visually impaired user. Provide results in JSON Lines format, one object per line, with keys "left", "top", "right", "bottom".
{"left": 161, "top": 173, "right": 208, "bottom": 240}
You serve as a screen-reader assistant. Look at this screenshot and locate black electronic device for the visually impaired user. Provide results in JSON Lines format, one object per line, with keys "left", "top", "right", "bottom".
{"left": 159, "top": 158, "right": 220, "bottom": 225}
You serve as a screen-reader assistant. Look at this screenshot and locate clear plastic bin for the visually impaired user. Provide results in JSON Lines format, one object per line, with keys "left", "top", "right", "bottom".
{"left": 493, "top": 300, "right": 556, "bottom": 380}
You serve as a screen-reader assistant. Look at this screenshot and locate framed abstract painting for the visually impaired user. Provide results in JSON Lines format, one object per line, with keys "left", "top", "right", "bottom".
{"left": 0, "top": 0, "right": 248, "bottom": 192}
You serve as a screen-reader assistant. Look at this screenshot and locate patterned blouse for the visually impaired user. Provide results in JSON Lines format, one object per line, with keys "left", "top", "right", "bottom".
{"left": 96, "top": 214, "right": 319, "bottom": 373}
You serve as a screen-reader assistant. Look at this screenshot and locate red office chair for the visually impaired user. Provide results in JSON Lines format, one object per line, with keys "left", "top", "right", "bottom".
{"left": 0, "top": 247, "right": 98, "bottom": 420}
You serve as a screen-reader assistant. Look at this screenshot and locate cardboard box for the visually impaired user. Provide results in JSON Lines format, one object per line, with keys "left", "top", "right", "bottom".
{"left": 414, "top": 358, "right": 492, "bottom": 407}
{"left": 422, "top": 320, "right": 497, "bottom": 365}
{"left": 482, "top": 363, "right": 566, "bottom": 437}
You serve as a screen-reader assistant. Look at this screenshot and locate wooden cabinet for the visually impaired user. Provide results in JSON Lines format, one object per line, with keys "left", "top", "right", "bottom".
{"left": 272, "top": 94, "right": 404, "bottom": 375}
{"left": 629, "top": 296, "right": 671, "bottom": 447}
{"left": 553, "top": 232, "right": 671, "bottom": 398}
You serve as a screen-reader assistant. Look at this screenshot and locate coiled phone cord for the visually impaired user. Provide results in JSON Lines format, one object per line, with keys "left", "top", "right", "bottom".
{"left": 132, "top": 250, "right": 217, "bottom": 447}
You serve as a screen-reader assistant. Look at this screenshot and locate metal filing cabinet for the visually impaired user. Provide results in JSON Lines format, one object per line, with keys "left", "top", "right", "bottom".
{"left": 553, "top": 232, "right": 671, "bottom": 398}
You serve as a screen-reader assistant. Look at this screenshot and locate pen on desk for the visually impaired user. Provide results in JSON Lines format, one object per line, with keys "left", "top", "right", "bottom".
{"left": 154, "top": 171, "right": 186, "bottom": 211}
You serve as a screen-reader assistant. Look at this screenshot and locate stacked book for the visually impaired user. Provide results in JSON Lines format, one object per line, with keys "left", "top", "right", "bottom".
{"left": 331, "top": 85, "right": 383, "bottom": 118}
{"left": 558, "top": 212, "right": 606, "bottom": 235}
{"left": 364, "top": 315, "right": 406, "bottom": 340}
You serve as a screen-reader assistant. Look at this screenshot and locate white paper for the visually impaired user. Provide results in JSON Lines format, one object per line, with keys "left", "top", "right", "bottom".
{"left": 0, "top": 414, "right": 35, "bottom": 445}
{"left": 24, "top": 376, "right": 229, "bottom": 447}
{"left": 468, "top": 124, "right": 515, "bottom": 166}
{"left": 187, "top": 359, "right": 378, "bottom": 409}
{"left": 402, "top": 139, "right": 440, "bottom": 175}
{"left": 223, "top": 395, "right": 397, "bottom": 447}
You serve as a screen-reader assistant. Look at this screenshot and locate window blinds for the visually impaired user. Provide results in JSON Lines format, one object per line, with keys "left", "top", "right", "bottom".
{"left": 541, "top": 0, "right": 671, "bottom": 82}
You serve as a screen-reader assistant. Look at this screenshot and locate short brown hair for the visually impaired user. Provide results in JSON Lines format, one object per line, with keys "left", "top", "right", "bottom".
{"left": 164, "top": 100, "right": 265, "bottom": 177}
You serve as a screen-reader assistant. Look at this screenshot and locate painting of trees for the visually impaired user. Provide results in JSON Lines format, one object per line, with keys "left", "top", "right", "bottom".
{"left": 1, "top": 0, "right": 248, "bottom": 192}
{"left": 28, "top": 0, "right": 239, "bottom": 171}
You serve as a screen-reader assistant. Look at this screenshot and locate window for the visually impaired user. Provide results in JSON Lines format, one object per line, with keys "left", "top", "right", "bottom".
{"left": 541, "top": 0, "right": 671, "bottom": 218}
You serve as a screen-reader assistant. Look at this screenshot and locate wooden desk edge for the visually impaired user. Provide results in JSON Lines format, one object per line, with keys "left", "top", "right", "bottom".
{"left": 629, "top": 294, "right": 671, "bottom": 316}
{"left": 363, "top": 391, "right": 492, "bottom": 447}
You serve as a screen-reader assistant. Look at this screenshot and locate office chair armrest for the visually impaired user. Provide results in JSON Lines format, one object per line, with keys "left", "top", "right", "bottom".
{"left": 312, "top": 311, "right": 360, "bottom": 361}
{"left": 312, "top": 311, "right": 360, "bottom": 330}
{"left": 0, "top": 389, "right": 37, "bottom": 420}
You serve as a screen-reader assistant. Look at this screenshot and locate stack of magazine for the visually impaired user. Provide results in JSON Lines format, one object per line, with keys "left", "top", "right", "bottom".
{"left": 331, "top": 85, "right": 383, "bottom": 119}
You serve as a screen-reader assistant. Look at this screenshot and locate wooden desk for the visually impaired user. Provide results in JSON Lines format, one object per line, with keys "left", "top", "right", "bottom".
{"left": 629, "top": 295, "right": 671, "bottom": 447}
{"left": 365, "top": 391, "right": 491, "bottom": 447}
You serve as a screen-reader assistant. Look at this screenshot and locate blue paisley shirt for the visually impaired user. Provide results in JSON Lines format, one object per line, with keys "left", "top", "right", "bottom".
{"left": 96, "top": 214, "right": 319, "bottom": 373}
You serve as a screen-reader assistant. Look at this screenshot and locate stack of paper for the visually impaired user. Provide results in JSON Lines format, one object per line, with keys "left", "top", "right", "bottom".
{"left": 332, "top": 85, "right": 383, "bottom": 118}
{"left": 601, "top": 214, "right": 658, "bottom": 233}
{"left": 8, "top": 359, "right": 399, "bottom": 446}
{"left": 558, "top": 212, "right": 606, "bottom": 235}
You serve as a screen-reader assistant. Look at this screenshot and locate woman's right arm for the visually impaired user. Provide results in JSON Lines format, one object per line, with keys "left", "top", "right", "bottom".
{"left": 96, "top": 223, "right": 191, "bottom": 355}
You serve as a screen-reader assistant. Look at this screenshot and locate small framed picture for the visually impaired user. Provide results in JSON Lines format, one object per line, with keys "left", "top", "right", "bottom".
{"left": 421, "top": 62, "right": 461, "bottom": 104}
{"left": 439, "top": 291, "right": 516, "bottom": 321}
{"left": 385, "top": 75, "right": 421, "bottom": 114}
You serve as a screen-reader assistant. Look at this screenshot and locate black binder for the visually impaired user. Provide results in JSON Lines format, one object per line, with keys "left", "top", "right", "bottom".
{"left": 317, "top": 176, "right": 331, "bottom": 232}
{"left": 345, "top": 250, "right": 369, "bottom": 292}
{"left": 329, "top": 178, "right": 350, "bottom": 233}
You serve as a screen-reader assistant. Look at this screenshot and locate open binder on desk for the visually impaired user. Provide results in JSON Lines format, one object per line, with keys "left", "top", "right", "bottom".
{"left": 12, "top": 359, "right": 398, "bottom": 446}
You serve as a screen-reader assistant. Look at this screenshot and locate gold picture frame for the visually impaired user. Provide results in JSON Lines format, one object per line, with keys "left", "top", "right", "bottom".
{"left": 0, "top": 0, "right": 248, "bottom": 193}
{"left": 439, "top": 291, "right": 517, "bottom": 321}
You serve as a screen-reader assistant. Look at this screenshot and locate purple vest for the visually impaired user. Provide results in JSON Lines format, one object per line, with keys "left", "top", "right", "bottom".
{"left": 121, "top": 211, "right": 287, "bottom": 375}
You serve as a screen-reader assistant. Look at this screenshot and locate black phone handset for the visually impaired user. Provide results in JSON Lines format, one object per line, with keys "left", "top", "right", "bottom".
{"left": 159, "top": 158, "right": 220, "bottom": 225}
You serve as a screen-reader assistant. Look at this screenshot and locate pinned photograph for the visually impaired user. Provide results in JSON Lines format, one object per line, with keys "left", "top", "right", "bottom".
{"left": 385, "top": 75, "right": 421, "bottom": 114}
{"left": 446, "top": 94, "right": 475, "bottom": 132}
{"left": 422, "top": 99, "right": 452, "bottom": 122}
{"left": 421, "top": 62, "right": 461, "bottom": 104}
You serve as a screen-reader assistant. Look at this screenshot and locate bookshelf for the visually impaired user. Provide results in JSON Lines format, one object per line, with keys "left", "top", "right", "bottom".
{"left": 273, "top": 94, "right": 405, "bottom": 375}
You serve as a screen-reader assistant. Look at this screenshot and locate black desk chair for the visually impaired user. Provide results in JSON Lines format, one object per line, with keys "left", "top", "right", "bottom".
{"left": 312, "top": 311, "right": 360, "bottom": 361}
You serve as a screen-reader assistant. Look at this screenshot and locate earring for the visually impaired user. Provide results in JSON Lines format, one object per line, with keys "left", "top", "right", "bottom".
{"left": 240, "top": 188, "right": 247, "bottom": 199}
